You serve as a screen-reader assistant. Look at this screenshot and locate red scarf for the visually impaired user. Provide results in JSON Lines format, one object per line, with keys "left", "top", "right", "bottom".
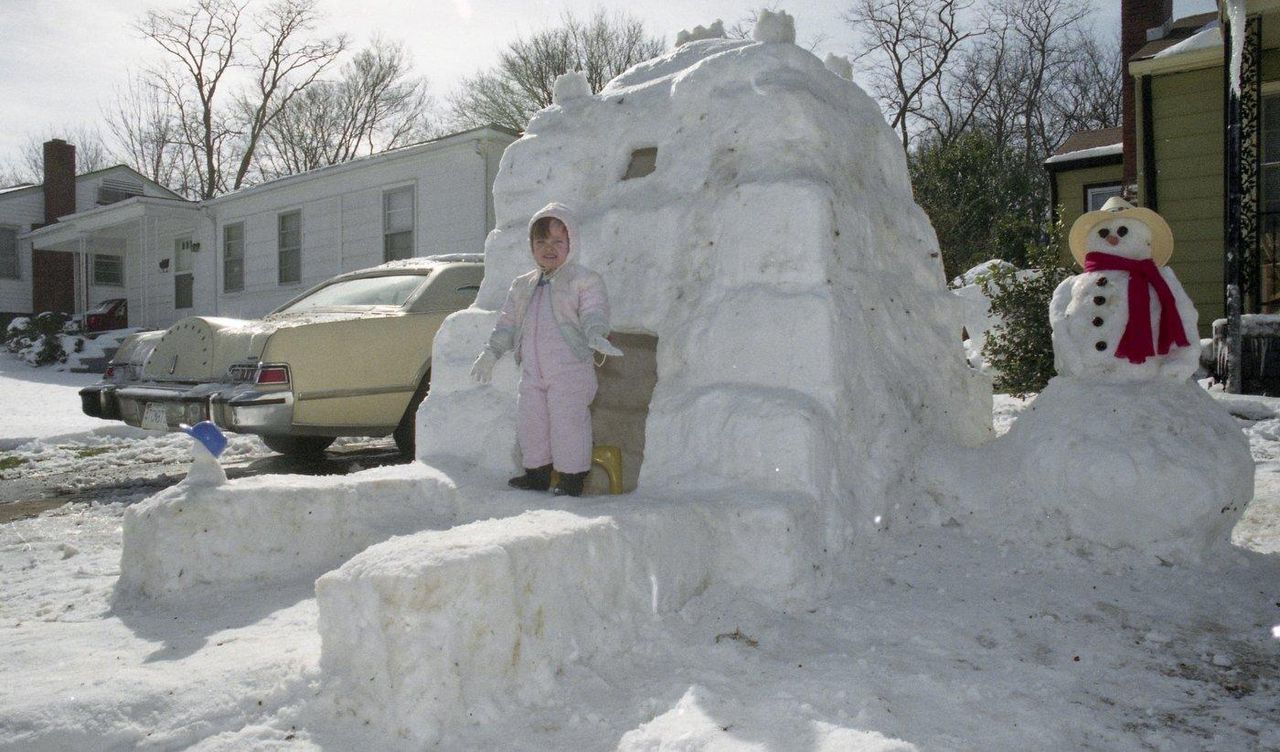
{"left": 1083, "top": 252, "right": 1190, "bottom": 364}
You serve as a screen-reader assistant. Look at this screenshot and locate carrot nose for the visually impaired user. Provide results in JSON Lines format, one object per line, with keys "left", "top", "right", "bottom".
{"left": 1106, "top": 235, "right": 1120, "bottom": 246}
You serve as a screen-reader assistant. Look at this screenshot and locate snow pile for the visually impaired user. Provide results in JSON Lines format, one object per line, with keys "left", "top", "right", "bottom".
{"left": 926, "top": 378, "right": 1253, "bottom": 563}
{"left": 616, "top": 685, "right": 915, "bottom": 751}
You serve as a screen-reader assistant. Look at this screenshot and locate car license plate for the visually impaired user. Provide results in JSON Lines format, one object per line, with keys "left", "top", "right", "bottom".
{"left": 141, "top": 402, "right": 168, "bottom": 430}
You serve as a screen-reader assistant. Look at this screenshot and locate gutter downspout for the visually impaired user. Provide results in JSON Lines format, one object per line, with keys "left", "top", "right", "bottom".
{"left": 202, "top": 205, "right": 217, "bottom": 316}
{"left": 473, "top": 137, "right": 495, "bottom": 243}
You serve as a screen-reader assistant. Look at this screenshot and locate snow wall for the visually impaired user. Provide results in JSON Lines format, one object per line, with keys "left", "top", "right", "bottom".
{"left": 421, "top": 36, "right": 993, "bottom": 545}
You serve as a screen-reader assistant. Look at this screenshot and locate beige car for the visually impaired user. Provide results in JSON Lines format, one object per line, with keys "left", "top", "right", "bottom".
{"left": 80, "top": 254, "right": 483, "bottom": 458}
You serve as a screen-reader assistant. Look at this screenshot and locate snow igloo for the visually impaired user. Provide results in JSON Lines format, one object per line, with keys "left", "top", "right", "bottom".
{"left": 420, "top": 27, "right": 992, "bottom": 543}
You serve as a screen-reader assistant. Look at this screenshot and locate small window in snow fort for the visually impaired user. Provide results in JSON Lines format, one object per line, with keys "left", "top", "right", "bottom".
{"left": 622, "top": 147, "right": 658, "bottom": 180}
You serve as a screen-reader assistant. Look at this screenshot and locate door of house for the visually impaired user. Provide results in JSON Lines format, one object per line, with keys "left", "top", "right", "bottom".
{"left": 174, "top": 236, "right": 194, "bottom": 310}
{"left": 31, "top": 249, "right": 75, "bottom": 313}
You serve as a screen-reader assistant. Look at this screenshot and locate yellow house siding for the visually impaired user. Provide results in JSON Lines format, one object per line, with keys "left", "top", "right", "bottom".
{"left": 1148, "top": 66, "right": 1224, "bottom": 334}
{"left": 1052, "top": 162, "right": 1124, "bottom": 258}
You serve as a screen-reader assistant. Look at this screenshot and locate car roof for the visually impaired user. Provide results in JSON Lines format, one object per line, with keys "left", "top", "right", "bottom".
{"left": 340, "top": 253, "right": 484, "bottom": 280}
{"left": 267, "top": 253, "right": 485, "bottom": 315}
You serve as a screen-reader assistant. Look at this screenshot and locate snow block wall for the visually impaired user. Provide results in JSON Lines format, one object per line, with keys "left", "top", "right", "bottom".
{"left": 317, "top": 507, "right": 718, "bottom": 746}
{"left": 421, "top": 36, "right": 992, "bottom": 540}
{"left": 118, "top": 464, "right": 462, "bottom": 599}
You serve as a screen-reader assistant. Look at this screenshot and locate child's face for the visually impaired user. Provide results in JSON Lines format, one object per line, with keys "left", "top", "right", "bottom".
{"left": 532, "top": 220, "right": 570, "bottom": 272}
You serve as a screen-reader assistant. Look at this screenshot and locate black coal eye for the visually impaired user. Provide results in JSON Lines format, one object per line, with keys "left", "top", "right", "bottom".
{"left": 1117, "top": 226, "right": 1129, "bottom": 237}
{"left": 1098, "top": 228, "right": 1110, "bottom": 238}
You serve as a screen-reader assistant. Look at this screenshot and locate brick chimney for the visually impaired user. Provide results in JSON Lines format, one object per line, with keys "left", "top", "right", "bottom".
{"left": 1122, "top": 0, "right": 1173, "bottom": 193}
{"left": 42, "top": 138, "right": 76, "bottom": 225}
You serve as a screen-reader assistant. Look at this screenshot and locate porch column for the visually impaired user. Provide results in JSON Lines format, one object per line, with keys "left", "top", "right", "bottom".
{"left": 1224, "top": 8, "right": 1261, "bottom": 392}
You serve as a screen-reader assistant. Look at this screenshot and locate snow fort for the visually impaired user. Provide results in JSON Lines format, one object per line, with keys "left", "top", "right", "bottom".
{"left": 421, "top": 29, "right": 992, "bottom": 540}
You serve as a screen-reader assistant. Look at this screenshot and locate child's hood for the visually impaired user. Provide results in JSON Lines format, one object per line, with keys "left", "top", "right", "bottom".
{"left": 528, "top": 202, "right": 579, "bottom": 256}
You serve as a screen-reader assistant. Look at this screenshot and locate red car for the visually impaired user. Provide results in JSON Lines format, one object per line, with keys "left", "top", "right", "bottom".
{"left": 84, "top": 298, "right": 128, "bottom": 332}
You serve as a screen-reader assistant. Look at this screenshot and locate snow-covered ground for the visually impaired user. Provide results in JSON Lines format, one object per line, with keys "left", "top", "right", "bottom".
{"left": 0, "top": 356, "right": 1276, "bottom": 751}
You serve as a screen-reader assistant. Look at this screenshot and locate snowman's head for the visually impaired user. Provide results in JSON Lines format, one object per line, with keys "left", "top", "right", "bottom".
{"left": 1084, "top": 215, "right": 1154, "bottom": 261}
{"left": 1068, "top": 197, "right": 1174, "bottom": 268}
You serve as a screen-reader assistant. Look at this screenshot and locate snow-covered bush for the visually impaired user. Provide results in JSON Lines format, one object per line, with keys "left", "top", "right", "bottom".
{"left": 980, "top": 228, "right": 1074, "bottom": 396}
{"left": 3, "top": 311, "right": 73, "bottom": 366}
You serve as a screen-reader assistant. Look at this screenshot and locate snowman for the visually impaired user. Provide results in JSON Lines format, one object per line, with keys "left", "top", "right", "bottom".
{"left": 1050, "top": 197, "right": 1198, "bottom": 381}
{"left": 180, "top": 420, "right": 228, "bottom": 487}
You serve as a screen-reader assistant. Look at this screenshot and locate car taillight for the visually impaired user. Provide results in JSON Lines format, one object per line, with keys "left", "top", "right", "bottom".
{"left": 256, "top": 365, "right": 290, "bottom": 385}
{"left": 104, "top": 365, "right": 115, "bottom": 379}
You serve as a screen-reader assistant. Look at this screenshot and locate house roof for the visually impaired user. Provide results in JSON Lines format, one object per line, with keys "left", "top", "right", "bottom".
{"left": 205, "top": 124, "right": 519, "bottom": 206}
{"left": 0, "top": 163, "right": 184, "bottom": 201}
{"left": 1050, "top": 127, "right": 1123, "bottom": 158}
{"left": 1132, "top": 12, "right": 1220, "bottom": 61}
{"left": 1044, "top": 127, "right": 1123, "bottom": 169}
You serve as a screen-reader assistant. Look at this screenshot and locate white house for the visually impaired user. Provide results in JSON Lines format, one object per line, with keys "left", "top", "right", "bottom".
{"left": 0, "top": 139, "right": 182, "bottom": 322}
{"left": 18, "top": 125, "right": 516, "bottom": 329}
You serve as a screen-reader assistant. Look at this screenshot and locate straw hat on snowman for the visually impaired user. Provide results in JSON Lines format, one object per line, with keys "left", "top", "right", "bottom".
{"left": 1067, "top": 196, "right": 1175, "bottom": 267}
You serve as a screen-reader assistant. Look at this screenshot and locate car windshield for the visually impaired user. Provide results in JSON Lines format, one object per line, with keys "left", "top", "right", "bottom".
{"left": 277, "top": 274, "right": 429, "bottom": 312}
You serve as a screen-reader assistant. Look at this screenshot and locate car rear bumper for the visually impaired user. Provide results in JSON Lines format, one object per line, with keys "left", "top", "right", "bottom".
{"left": 79, "top": 384, "right": 121, "bottom": 420}
{"left": 112, "top": 382, "right": 294, "bottom": 433}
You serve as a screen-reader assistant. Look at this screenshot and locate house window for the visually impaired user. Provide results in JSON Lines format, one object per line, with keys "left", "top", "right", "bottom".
{"left": 93, "top": 254, "right": 124, "bottom": 287}
{"left": 278, "top": 210, "right": 301, "bottom": 285}
{"left": 384, "top": 186, "right": 414, "bottom": 262}
{"left": 1262, "top": 92, "right": 1280, "bottom": 308}
{"left": 223, "top": 222, "right": 244, "bottom": 293}
{"left": 0, "top": 227, "right": 17, "bottom": 279}
{"left": 1085, "top": 184, "right": 1123, "bottom": 211}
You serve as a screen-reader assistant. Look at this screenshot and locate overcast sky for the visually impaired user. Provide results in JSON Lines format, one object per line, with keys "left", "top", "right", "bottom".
{"left": 0, "top": 0, "right": 1217, "bottom": 176}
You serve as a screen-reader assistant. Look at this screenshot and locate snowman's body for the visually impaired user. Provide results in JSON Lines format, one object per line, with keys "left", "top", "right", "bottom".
{"left": 1050, "top": 211, "right": 1198, "bottom": 381}
{"left": 1051, "top": 266, "right": 1198, "bottom": 381}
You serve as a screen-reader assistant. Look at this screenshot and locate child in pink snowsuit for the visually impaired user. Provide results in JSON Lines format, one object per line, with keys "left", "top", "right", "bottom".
{"left": 470, "top": 203, "right": 621, "bottom": 497}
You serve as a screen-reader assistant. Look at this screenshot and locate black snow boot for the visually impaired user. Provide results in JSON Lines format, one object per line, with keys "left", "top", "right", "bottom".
{"left": 508, "top": 464, "right": 553, "bottom": 491}
{"left": 553, "top": 471, "right": 588, "bottom": 497}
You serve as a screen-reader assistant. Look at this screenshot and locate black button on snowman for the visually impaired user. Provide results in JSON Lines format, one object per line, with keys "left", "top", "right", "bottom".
{"left": 1049, "top": 197, "right": 1199, "bottom": 381}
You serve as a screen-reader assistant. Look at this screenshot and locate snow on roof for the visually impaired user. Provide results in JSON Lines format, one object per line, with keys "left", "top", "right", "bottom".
{"left": 1153, "top": 21, "right": 1221, "bottom": 59}
{"left": 1043, "top": 142, "right": 1123, "bottom": 165}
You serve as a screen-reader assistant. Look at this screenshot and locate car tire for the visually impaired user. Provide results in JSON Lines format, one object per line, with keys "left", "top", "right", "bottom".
{"left": 261, "top": 435, "right": 335, "bottom": 458}
{"left": 393, "top": 369, "right": 431, "bottom": 459}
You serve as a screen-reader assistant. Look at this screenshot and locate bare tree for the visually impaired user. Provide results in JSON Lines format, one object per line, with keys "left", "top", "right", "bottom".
{"left": 138, "top": 0, "right": 345, "bottom": 198}
{"left": 995, "top": 0, "right": 1093, "bottom": 162}
{"left": 256, "top": 38, "right": 437, "bottom": 179}
{"left": 229, "top": 0, "right": 347, "bottom": 189}
{"left": 138, "top": 0, "right": 243, "bottom": 199}
{"left": 1049, "top": 36, "right": 1123, "bottom": 138}
{"left": 103, "top": 73, "right": 195, "bottom": 196}
{"left": 449, "top": 10, "right": 664, "bottom": 132}
{"left": 0, "top": 127, "right": 114, "bottom": 185}
{"left": 844, "top": 0, "right": 985, "bottom": 152}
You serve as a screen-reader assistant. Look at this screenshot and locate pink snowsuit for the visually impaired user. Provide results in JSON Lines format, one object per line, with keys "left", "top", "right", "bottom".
{"left": 483, "top": 204, "right": 612, "bottom": 474}
{"left": 517, "top": 282, "right": 598, "bottom": 472}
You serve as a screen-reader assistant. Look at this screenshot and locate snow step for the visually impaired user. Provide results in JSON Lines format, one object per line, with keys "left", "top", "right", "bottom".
{"left": 117, "top": 464, "right": 463, "bottom": 599}
{"left": 314, "top": 496, "right": 825, "bottom": 747}
{"left": 316, "top": 509, "right": 676, "bottom": 745}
